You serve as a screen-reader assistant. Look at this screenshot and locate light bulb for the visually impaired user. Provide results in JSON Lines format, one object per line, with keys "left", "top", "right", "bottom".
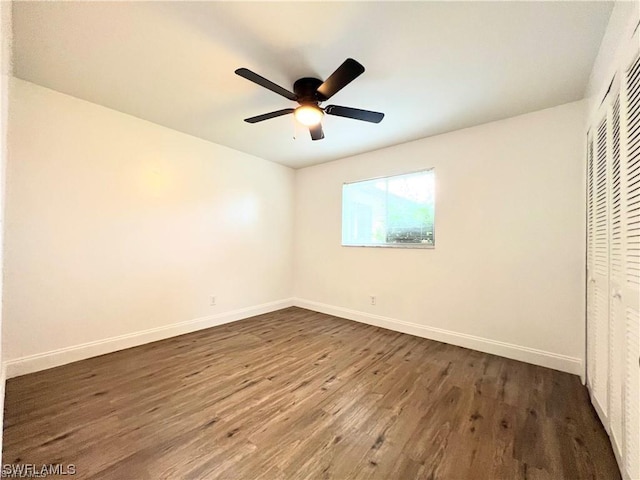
{"left": 294, "top": 105, "right": 323, "bottom": 126}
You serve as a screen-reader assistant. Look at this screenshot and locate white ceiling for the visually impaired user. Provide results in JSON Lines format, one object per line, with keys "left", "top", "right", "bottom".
{"left": 12, "top": 1, "right": 612, "bottom": 169}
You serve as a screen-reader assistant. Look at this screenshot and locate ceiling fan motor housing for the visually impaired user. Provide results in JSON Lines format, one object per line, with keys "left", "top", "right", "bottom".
{"left": 293, "top": 77, "right": 325, "bottom": 105}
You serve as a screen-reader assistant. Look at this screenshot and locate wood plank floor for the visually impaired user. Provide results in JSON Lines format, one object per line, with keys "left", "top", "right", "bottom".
{"left": 3, "top": 307, "right": 620, "bottom": 479}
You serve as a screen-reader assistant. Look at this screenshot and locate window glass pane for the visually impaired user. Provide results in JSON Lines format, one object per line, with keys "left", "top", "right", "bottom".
{"left": 342, "top": 170, "right": 435, "bottom": 247}
{"left": 342, "top": 178, "right": 386, "bottom": 245}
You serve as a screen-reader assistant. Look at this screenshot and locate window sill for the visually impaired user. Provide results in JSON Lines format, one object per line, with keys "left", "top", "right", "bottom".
{"left": 341, "top": 244, "right": 435, "bottom": 249}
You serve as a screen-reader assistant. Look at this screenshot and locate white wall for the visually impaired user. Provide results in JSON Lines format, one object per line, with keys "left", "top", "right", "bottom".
{"left": 0, "top": 0, "right": 12, "bottom": 461}
{"left": 2, "top": 81, "right": 590, "bottom": 377}
{"left": 3, "top": 78, "right": 294, "bottom": 375}
{"left": 294, "top": 100, "right": 587, "bottom": 375}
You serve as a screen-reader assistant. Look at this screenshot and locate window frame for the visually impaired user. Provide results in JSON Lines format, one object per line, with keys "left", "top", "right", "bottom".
{"left": 341, "top": 168, "right": 436, "bottom": 249}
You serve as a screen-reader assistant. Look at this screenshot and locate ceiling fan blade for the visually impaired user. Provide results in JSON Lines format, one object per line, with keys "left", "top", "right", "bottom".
{"left": 244, "top": 108, "right": 295, "bottom": 123}
{"left": 235, "top": 68, "right": 297, "bottom": 101}
{"left": 309, "top": 123, "right": 325, "bottom": 141}
{"left": 324, "top": 105, "right": 384, "bottom": 123}
{"left": 316, "top": 58, "right": 365, "bottom": 100}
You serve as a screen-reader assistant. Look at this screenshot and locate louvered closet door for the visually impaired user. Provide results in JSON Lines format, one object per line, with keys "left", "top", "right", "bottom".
{"left": 608, "top": 88, "right": 626, "bottom": 462}
{"left": 620, "top": 44, "right": 640, "bottom": 480}
{"left": 589, "top": 113, "right": 610, "bottom": 416}
{"left": 609, "top": 91, "right": 625, "bottom": 455}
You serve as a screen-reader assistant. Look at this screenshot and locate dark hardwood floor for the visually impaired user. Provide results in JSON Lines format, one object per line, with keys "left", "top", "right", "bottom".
{"left": 3, "top": 307, "right": 620, "bottom": 479}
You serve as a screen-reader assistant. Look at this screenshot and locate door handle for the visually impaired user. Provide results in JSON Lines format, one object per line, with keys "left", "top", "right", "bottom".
{"left": 612, "top": 291, "right": 622, "bottom": 300}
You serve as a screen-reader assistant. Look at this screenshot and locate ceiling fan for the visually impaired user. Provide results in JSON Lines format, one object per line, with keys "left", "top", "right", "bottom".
{"left": 235, "top": 58, "right": 384, "bottom": 141}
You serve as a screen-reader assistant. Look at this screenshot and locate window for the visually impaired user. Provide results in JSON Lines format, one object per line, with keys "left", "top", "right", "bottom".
{"left": 342, "top": 169, "right": 435, "bottom": 248}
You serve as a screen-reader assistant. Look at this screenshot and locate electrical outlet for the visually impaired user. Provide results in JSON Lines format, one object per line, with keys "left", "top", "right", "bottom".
{"left": 210, "top": 296, "right": 216, "bottom": 306}
{"left": 370, "top": 295, "right": 376, "bottom": 306}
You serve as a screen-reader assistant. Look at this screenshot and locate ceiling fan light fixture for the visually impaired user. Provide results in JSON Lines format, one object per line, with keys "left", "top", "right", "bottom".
{"left": 294, "top": 105, "right": 323, "bottom": 126}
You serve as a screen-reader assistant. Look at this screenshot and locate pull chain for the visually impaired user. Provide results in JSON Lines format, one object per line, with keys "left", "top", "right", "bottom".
{"left": 292, "top": 114, "right": 298, "bottom": 140}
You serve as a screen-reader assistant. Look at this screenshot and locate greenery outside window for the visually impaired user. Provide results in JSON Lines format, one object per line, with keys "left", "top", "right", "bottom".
{"left": 342, "top": 169, "right": 435, "bottom": 248}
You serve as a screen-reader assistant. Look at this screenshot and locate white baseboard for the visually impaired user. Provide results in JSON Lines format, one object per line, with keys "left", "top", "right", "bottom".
{"left": 3, "top": 298, "right": 583, "bottom": 378}
{"left": 4, "top": 298, "right": 294, "bottom": 379}
{"left": 293, "top": 298, "right": 583, "bottom": 376}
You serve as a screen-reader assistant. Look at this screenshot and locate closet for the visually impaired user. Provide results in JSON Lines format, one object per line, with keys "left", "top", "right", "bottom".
{"left": 586, "top": 25, "right": 639, "bottom": 480}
